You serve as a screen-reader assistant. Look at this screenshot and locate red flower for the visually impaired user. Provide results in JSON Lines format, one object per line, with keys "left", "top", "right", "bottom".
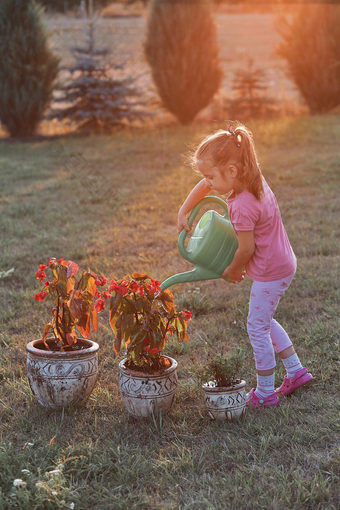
{"left": 143, "top": 336, "right": 150, "bottom": 345}
{"left": 57, "top": 258, "right": 64, "bottom": 263}
{"left": 39, "top": 264, "right": 47, "bottom": 270}
{"left": 138, "top": 286, "right": 144, "bottom": 296}
{"left": 144, "top": 345, "right": 150, "bottom": 352}
{"left": 109, "top": 280, "right": 129, "bottom": 295}
{"left": 151, "top": 279, "right": 161, "bottom": 292}
{"left": 102, "top": 291, "right": 111, "bottom": 299}
{"left": 95, "top": 275, "right": 108, "bottom": 287}
{"left": 44, "top": 281, "right": 49, "bottom": 287}
{"left": 129, "top": 281, "right": 139, "bottom": 293}
{"left": 108, "top": 280, "right": 119, "bottom": 293}
{"left": 146, "top": 284, "right": 156, "bottom": 295}
{"left": 183, "top": 310, "right": 192, "bottom": 320}
{"left": 151, "top": 346, "right": 159, "bottom": 354}
{"left": 118, "top": 285, "right": 128, "bottom": 296}
{"left": 94, "top": 298, "right": 105, "bottom": 312}
{"left": 48, "top": 257, "right": 57, "bottom": 267}
{"left": 34, "top": 291, "right": 47, "bottom": 301}
{"left": 35, "top": 270, "right": 46, "bottom": 282}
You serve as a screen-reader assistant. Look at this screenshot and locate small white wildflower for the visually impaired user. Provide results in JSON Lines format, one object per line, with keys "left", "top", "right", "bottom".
{"left": 47, "top": 469, "right": 62, "bottom": 476}
{"left": 52, "top": 491, "right": 58, "bottom": 496}
{"left": 69, "top": 503, "right": 75, "bottom": 510}
{"left": 13, "top": 479, "right": 26, "bottom": 488}
{"left": 21, "top": 469, "right": 30, "bottom": 474}
{"left": 35, "top": 481, "right": 45, "bottom": 488}
{"left": 23, "top": 442, "right": 34, "bottom": 449}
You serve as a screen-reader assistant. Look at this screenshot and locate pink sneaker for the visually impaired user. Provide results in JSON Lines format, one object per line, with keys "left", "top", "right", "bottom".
{"left": 275, "top": 368, "right": 314, "bottom": 396}
{"left": 246, "top": 388, "right": 279, "bottom": 408}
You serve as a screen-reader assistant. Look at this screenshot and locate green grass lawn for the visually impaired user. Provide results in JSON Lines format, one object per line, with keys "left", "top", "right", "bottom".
{"left": 0, "top": 116, "right": 339, "bottom": 509}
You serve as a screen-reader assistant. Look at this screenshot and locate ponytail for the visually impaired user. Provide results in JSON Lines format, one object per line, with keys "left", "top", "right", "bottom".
{"left": 233, "top": 125, "right": 263, "bottom": 200}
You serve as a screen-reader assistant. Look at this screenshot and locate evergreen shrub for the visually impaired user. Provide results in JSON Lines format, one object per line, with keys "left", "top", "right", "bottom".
{"left": 277, "top": 4, "right": 340, "bottom": 113}
{"left": 227, "top": 58, "right": 277, "bottom": 119}
{"left": 0, "top": 0, "right": 59, "bottom": 137}
{"left": 144, "top": 0, "right": 223, "bottom": 124}
{"left": 49, "top": 11, "right": 148, "bottom": 132}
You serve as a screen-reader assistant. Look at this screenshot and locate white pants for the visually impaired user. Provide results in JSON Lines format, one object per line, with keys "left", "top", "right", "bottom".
{"left": 247, "top": 273, "right": 295, "bottom": 371}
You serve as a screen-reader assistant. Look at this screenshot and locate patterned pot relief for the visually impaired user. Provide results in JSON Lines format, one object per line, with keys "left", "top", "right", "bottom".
{"left": 26, "top": 339, "right": 99, "bottom": 409}
{"left": 203, "top": 380, "right": 246, "bottom": 422}
{"left": 119, "top": 356, "right": 178, "bottom": 418}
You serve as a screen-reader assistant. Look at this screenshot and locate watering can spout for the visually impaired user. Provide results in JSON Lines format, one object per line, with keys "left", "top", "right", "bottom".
{"left": 160, "top": 266, "right": 219, "bottom": 292}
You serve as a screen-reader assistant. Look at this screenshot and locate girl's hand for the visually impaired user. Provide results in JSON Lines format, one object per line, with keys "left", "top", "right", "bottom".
{"left": 177, "top": 179, "right": 212, "bottom": 234}
{"left": 222, "top": 265, "right": 245, "bottom": 284}
{"left": 222, "top": 231, "right": 254, "bottom": 283}
{"left": 177, "top": 208, "right": 190, "bottom": 233}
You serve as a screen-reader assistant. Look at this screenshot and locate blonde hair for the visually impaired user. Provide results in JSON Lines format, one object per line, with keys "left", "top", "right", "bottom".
{"left": 194, "top": 123, "right": 263, "bottom": 200}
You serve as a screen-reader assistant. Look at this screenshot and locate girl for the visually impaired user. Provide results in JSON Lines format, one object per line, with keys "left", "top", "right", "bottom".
{"left": 178, "top": 124, "right": 313, "bottom": 408}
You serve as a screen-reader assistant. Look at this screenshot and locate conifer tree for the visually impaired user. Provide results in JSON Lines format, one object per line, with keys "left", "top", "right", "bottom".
{"left": 49, "top": 3, "right": 147, "bottom": 132}
{"left": 0, "top": 0, "right": 59, "bottom": 137}
{"left": 227, "top": 58, "right": 276, "bottom": 118}
{"left": 278, "top": 4, "right": 340, "bottom": 113}
{"left": 144, "top": 0, "right": 223, "bottom": 124}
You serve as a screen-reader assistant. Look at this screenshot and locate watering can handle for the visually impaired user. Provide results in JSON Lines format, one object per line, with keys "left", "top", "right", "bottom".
{"left": 178, "top": 195, "right": 229, "bottom": 261}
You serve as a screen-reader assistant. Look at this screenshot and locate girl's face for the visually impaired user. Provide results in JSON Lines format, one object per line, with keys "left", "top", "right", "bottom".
{"left": 196, "top": 157, "right": 241, "bottom": 195}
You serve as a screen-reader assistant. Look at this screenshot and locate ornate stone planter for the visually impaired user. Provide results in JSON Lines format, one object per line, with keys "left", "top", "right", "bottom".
{"left": 26, "top": 338, "right": 99, "bottom": 409}
{"left": 202, "top": 380, "right": 246, "bottom": 422}
{"left": 118, "top": 356, "right": 178, "bottom": 418}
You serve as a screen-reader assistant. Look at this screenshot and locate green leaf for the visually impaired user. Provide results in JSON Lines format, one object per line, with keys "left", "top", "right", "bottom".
{"left": 77, "top": 307, "right": 90, "bottom": 338}
{"left": 158, "top": 289, "right": 175, "bottom": 314}
{"left": 176, "top": 317, "right": 184, "bottom": 334}
{"left": 110, "top": 292, "right": 123, "bottom": 316}
{"left": 113, "top": 330, "right": 122, "bottom": 355}
{"left": 66, "top": 276, "right": 76, "bottom": 294}
{"left": 55, "top": 266, "right": 68, "bottom": 298}
{"left": 127, "top": 329, "right": 146, "bottom": 353}
{"left": 122, "top": 295, "right": 138, "bottom": 314}
{"left": 83, "top": 273, "right": 97, "bottom": 299}
{"left": 67, "top": 289, "right": 84, "bottom": 319}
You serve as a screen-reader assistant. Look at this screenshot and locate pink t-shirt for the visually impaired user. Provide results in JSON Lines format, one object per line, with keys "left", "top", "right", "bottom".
{"left": 227, "top": 179, "right": 296, "bottom": 282}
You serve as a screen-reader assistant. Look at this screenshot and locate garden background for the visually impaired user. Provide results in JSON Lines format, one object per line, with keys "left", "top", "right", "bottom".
{"left": 0, "top": 1, "right": 339, "bottom": 509}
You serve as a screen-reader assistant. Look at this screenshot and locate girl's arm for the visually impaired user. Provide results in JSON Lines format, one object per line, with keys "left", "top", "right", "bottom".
{"left": 178, "top": 178, "right": 212, "bottom": 232}
{"left": 222, "top": 231, "right": 255, "bottom": 283}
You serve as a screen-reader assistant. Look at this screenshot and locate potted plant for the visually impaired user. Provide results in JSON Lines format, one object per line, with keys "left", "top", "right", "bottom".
{"left": 201, "top": 350, "right": 246, "bottom": 422}
{"left": 107, "top": 272, "right": 192, "bottom": 418}
{"left": 27, "top": 257, "right": 108, "bottom": 409}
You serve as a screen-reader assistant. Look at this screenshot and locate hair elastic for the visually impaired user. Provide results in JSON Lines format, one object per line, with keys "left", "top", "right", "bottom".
{"left": 228, "top": 124, "right": 241, "bottom": 147}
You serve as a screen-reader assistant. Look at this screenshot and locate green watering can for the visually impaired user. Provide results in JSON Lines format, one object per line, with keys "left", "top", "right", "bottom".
{"left": 160, "top": 196, "right": 238, "bottom": 291}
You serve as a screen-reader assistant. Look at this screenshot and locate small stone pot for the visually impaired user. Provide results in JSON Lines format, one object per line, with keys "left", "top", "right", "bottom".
{"left": 26, "top": 338, "right": 99, "bottom": 409}
{"left": 118, "top": 356, "right": 178, "bottom": 418}
{"left": 202, "top": 380, "right": 246, "bottom": 422}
